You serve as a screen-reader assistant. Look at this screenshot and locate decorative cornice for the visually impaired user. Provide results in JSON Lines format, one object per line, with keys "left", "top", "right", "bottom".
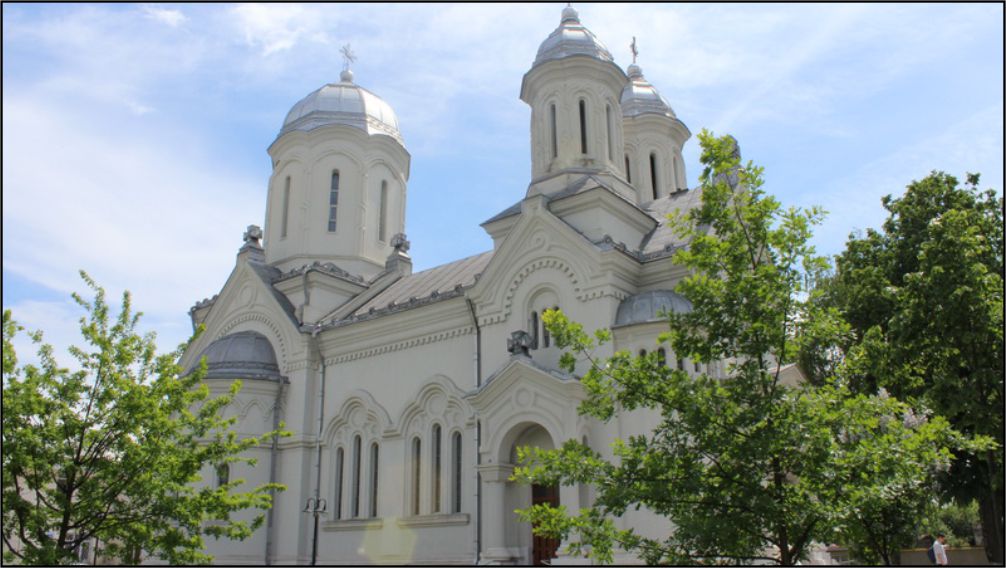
{"left": 325, "top": 325, "right": 474, "bottom": 364}
{"left": 273, "top": 260, "right": 366, "bottom": 285}
{"left": 189, "top": 294, "right": 219, "bottom": 314}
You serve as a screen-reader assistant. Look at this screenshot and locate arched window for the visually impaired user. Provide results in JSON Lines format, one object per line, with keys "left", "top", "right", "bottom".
{"left": 351, "top": 435, "right": 362, "bottom": 518}
{"left": 650, "top": 152, "right": 659, "bottom": 200}
{"left": 432, "top": 424, "right": 442, "bottom": 513}
{"left": 657, "top": 348, "right": 667, "bottom": 367}
{"left": 579, "top": 99, "right": 588, "bottom": 154}
{"left": 334, "top": 447, "right": 344, "bottom": 519}
{"left": 411, "top": 437, "right": 422, "bottom": 515}
{"left": 452, "top": 431, "right": 462, "bottom": 514}
{"left": 677, "top": 356, "right": 686, "bottom": 371}
{"left": 378, "top": 181, "right": 389, "bottom": 243}
{"left": 281, "top": 176, "right": 291, "bottom": 238}
{"left": 328, "top": 170, "right": 340, "bottom": 232}
{"left": 695, "top": 361, "right": 702, "bottom": 374}
{"left": 605, "top": 104, "right": 613, "bottom": 161}
{"left": 639, "top": 349, "right": 647, "bottom": 358}
{"left": 530, "top": 311, "right": 539, "bottom": 350}
{"left": 550, "top": 104, "right": 558, "bottom": 159}
{"left": 215, "top": 463, "right": 229, "bottom": 488}
{"left": 625, "top": 155, "right": 632, "bottom": 183}
{"left": 542, "top": 306, "right": 557, "bottom": 348}
{"left": 370, "top": 443, "right": 379, "bottom": 517}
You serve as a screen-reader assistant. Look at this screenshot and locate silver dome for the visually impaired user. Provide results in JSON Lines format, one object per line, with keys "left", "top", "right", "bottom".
{"left": 533, "top": 6, "right": 614, "bottom": 67}
{"left": 279, "top": 71, "right": 403, "bottom": 144}
{"left": 620, "top": 64, "right": 676, "bottom": 119}
{"left": 615, "top": 290, "right": 692, "bottom": 327}
{"left": 190, "top": 331, "right": 284, "bottom": 382}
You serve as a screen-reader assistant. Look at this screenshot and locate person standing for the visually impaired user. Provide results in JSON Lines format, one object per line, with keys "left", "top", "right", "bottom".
{"left": 932, "top": 533, "right": 949, "bottom": 566}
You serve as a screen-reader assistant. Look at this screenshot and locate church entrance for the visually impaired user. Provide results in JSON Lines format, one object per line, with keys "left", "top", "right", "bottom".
{"left": 531, "top": 484, "right": 560, "bottom": 565}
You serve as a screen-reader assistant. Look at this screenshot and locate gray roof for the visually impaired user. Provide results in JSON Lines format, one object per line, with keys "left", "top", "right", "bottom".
{"left": 279, "top": 73, "right": 403, "bottom": 144}
{"left": 534, "top": 6, "right": 614, "bottom": 68}
{"left": 352, "top": 251, "right": 494, "bottom": 317}
{"left": 639, "top": 187, "right": 706, "bottom": 257}
{"left": 615, "top": 290, "right": 692, "bottom": 327}
{"left": 621, "top": 64, "right": 679, "bottom": 120}
{"left": 189, "top": 330, "right": 285, "bottom": 382}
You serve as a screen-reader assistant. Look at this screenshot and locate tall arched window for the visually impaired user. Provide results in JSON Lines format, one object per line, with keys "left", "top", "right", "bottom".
{"left": 215, "top": 463, "right": 229, "bottom": 488}
{"left": 579, "top": 99, "right": 588, "bottom": 154}
{"left": 432, "top": 424, "right": 442, "bottom": 513}
{"left": 411, "top": 437, "right": 422, "bottom": 515}
{"left": 650, "top": 152, "right": 659, "bottom": 200}
{"left": 378, "top": 181, "right": 388, "bottom": 242}
{"left": 530, "top": 311, "right": 539, "bottom": 349}
{"left": 657, "top": 348, "right": 667, "bottom": 367}
{"left": 677, "top": 356, "right": 686, "bottom": 371}
{"left": 452, "top": 432, "right": 462, "bottom": 514}
{"left": 334, "top": 448, "right": 344, "bottom": 519}
{"left": 639, "top": 349, "right": 648, "bottom": 358}
{"left": 542, "top": 305, "right": 558, "bottom": 348}
{"left": 370, "top": 443, "right": 379, "bottom": 517}
{"left": 549, "top": 104, "right": 558, "bottom": 159}
{"left": 625, "top": 155, "right": 632, "bottom": 183}
{"left": 351, "top": 435, "right": 362, "bottom": 518}
{"left": 281, "top": 176, "right": 291, "bottom": 238}
{"left": 605, "top": 104, "right": 613, "bottom": 161}
{"left": 328, "top": 170, "right": 340, "bottom": 232}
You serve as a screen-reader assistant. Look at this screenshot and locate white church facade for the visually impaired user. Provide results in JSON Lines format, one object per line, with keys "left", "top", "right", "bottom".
{"left": 180, "top": 6, "right": 715, "bottom": 565}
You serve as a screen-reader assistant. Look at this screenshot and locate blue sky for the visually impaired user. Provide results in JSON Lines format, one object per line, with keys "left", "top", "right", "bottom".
{"left": 3, "top": 3, "right": 1003, "bottom": 363}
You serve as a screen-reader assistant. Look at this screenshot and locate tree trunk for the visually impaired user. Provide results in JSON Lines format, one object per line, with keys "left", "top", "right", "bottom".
{"left": 979, "top": 490, "right": 1004, "bottom": 564}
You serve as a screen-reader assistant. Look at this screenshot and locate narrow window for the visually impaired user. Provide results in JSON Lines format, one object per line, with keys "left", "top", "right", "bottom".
{"left": 579, "top": 99, "right": 588, "bottom": 154}
{"left": 657, "top": 348, "right": 667, "bottom": 367}
{"left": 334, "top": 448, "right": 344, "bottom": 519}
{"left": 549, "top": 104, "right": 558, "bottom": 159}
{"left": 605, "top": 104, "right": 613, "bottom": 161}
{"left": 352, "top": 435, "right": 362, "bottom": 517}
{"left": 411, "top": 437, "right": 422, "bottom": 515}
{"left": 379, "top": 181, "right": 388, "bottom": 242}
{"left": 216, "top": 463, "right": 229, "bottom": 488}
{"left": 650, "top": 152, "right": 659, "bottom": 200}
{"left": 452, "top": 432, "right": 462, "bottom": 514}
{"left": 677, "top": 357, "right": 686, "bottom": 371}
{"left": 433, "top": 425, "right": 442, "bottom": 513}
{"left": 695, "top": 361, "right": 702, "bottom": 373}
{"left": 625, "top": 155, "right": 632, "bottom": 183}
{"left": 281, "top": 176, "right": 291, "bottom": 238}
{"left": 370, "top": 443, "right": 379, "bottom": 517}
{"left": 531, "top": 311, "right": 539, "bottom": 349}
{"left": 639, "top": 349, "right": 647, "bottom": 358}
{"left": 328, "top": 170, "right": 340, "bottom": 232}
{"left": 542, "top": 308, "right": 551, "bottom": 348}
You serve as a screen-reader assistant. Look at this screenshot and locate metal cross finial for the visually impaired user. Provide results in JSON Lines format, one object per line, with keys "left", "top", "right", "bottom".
{"left": 340, "top": 43, "right": 356, "bottom": 71}
{"left": 631, "top": 36, "right": 638, "bottom": 64}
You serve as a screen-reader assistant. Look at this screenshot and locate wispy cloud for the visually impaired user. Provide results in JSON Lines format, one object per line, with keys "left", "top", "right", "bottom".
{"left": 143, "top": 6, "right": 187, "bottom": 28}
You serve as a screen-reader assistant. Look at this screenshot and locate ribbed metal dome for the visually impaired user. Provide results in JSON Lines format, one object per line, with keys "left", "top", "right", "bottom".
{"left": 620, "top": 64, "right": 676, "bottom": 119}
{"left": 190, "top": 331, "right": 283, "bottom": 382}
{"left": 279, "top": 71, "right": 403, "bottom": 144}
{"left": 533, "top": 6, "right": 614, "bottom": 68}
{"left": 615, "top": 290, "right": 692, "bottom": 326}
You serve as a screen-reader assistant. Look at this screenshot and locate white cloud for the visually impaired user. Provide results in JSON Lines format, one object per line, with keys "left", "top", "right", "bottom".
{"left": 142, "top": 6, "right": 187, "bottom": 28}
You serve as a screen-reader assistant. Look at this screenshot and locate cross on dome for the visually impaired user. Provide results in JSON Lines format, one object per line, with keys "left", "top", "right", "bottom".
{"left": 631, "top": 36, "right": 638, "bottom": 64}
{"left": 340, "top": 43, "right": 356, "bottom": 83}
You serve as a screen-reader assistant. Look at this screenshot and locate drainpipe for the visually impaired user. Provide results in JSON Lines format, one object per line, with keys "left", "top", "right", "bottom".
{"left": 465, "top": 299, "right": 483, "bottom": 563}
{"left": 309, "top": 324, "right": 327, "bottom": 566}
{"left": 264, "top": 375, "right": 286, "bottom": 565}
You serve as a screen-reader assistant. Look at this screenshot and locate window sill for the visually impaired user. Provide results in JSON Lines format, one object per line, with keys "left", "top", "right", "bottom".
{"left": 321, "top": 517, "right": 384, "bottom": 532}
{"left": 396, "top": 513, "right": 469, "bottom": 528}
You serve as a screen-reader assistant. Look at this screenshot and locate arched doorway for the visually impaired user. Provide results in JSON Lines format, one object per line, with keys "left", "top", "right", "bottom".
{"left": 504, "top": 423, "right": 558, "bottom": 566}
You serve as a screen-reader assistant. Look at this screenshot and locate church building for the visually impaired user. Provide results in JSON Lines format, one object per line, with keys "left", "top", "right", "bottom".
{"left": 181, "top": 6, "right": 714, "bottom": 565}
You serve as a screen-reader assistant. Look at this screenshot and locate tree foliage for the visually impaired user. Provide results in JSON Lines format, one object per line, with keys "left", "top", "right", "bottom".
{"left": 824, "top": 172, "right": 1004, "bottom": 562}
{"left": 2, "top": 272, "right": 287, "bottom": 565}
{"left": 512, "top": 132, "right": 984, "bottom": 565}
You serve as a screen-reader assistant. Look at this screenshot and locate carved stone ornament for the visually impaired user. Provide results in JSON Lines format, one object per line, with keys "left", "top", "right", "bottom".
{"left": 391, "top": 233, "right": 410, "bottom": 253}
{"left": 507, "top": 330, "right": 533, "bottom": 356}
{"left": 243, "top": 224, "right": 263, "bottom": 245}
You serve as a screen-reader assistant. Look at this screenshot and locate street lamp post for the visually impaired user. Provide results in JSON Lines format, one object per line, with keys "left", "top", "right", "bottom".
{"left": 303, "top": 497, "right": 327, "bottom": 566}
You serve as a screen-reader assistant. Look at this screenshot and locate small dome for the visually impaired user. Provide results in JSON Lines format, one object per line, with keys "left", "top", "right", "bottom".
{"left": 279, "top": 75, "right": 403, "bottom": 144}
{"left": 533, "top": 6, "right": 614, "bottom": 67}
{"left": 620, "top": 64, "right": 676, "bottom": 119}
{"left": 190, "top": 331, "right": 283, "bottom": 382}
{"left": 615, "top": 290, "right": 692, "bottom": 327}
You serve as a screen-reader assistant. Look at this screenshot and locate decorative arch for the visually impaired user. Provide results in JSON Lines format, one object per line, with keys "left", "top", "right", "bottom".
{"left": 502, "top": 256, "right": 584, "bottom": 321}
{"left": 490, "top": 413, "right": 563, "bottom": 466}
{"left": 396, "top": 375, "right": 472, "bottom": 438}
{"left": 215, "top": 311, "right": 292, "bottom": 375}
{"left": 325, "top": 389, "right": 393, "bottom": 446}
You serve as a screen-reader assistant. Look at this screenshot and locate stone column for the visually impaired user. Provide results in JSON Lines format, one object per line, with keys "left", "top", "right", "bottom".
{"left": 478, "top": 464, "right": 514, "bottom": 565}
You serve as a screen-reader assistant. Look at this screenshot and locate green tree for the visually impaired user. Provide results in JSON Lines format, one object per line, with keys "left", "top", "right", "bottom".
{"left": 828, "top": 172, "right": 1003, "bottom": 563}
{"left": 512, "top": 132, "right": 979, "bottom": 565}
{"left": 2, "top": 273, "right": 287, "bottom": 565}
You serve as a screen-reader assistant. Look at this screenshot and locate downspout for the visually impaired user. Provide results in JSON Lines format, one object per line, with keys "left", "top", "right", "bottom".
{"left": 264, "top": 375, "right": 286, "bottom": 565}
{"left": 465, "top": 299, "right": 483, "bottom": 564}
{"left": 309, "top": 324, "right": 327, "bottom": 566}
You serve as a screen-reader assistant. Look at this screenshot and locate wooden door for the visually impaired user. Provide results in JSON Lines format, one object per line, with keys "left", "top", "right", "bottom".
{"left": 531, "top": 484, "right": 560, "bottom": 565}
